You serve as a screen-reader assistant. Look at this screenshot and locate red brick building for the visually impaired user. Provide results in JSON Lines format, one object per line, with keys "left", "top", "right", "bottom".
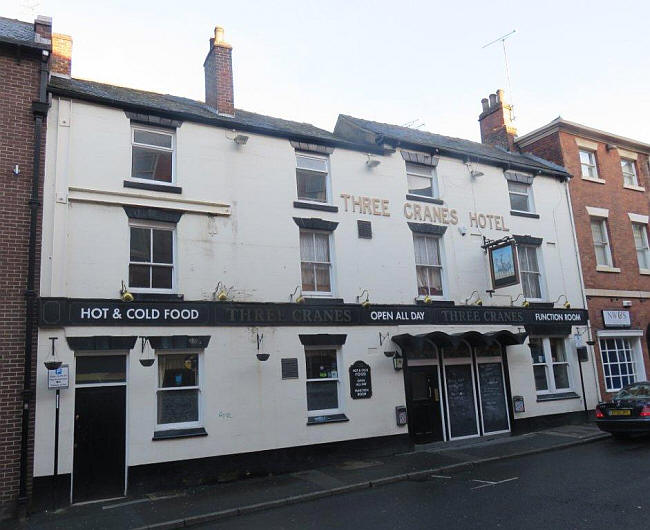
{"left": 518, "top": 119, "right": 650, "bottom": 401}
{"left": 0, "top": 15, "right": 51, "bottom": 519}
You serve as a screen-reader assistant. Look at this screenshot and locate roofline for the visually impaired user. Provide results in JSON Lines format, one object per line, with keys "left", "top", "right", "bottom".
{"left": 517, "top": 118, "right": 650, "bottom": 154}
{"left": 0, "top": 37, "right": 48, "bottom": 53}
{"left": 48, "top": 85, "right": 385, "bottom": 155}
{"left": 338, "top": 115, "right": 570, "bottom": 179}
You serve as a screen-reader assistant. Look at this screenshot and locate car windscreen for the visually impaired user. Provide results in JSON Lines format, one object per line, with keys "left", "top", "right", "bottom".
{"left": 615, "top": 383, "right": 650, "bottom": 399}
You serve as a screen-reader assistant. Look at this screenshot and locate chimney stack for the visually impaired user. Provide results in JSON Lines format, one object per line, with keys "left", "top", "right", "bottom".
{"left": 33, "top": 15, "right": 52, "bottom": 47}
{"left": 51, "top": 34, "right": 73, "bottom": 77}
{"left": 478, "top": 89, "right": 517, "bottom": 151}
{"left": 204, "top": 26, "right": 234, "bottom": 116}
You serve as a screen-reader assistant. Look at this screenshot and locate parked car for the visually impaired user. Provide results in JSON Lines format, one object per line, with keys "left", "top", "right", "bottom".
{"left": 595, "top": 382, "right": 650, "bottom": 438}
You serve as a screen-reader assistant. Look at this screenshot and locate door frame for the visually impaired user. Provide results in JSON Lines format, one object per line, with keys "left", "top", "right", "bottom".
{"left": 441, "top": 341, "right": 481, "bottom": 441}
{"left": 405, "top": 358, "right": 447, "bottom": 442}
{"left": 474, "top": 352, "right": 511, "bottom": 436}
{"left": 71, "top": 351, "right": 129, "bottom": 504}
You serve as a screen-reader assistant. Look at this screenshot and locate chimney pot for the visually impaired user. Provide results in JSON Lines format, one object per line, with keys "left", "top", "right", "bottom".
{"left": 481, "top": 98, "right": 489, "bottom": 113}
{"left": 489, "top": 93, "right": 497, "bottom": 107}
{"left": 496, "top": 88, "right": 504, "bottom": 103}
{"left": 214, "top": 26, "right": 225, "bottom": 44}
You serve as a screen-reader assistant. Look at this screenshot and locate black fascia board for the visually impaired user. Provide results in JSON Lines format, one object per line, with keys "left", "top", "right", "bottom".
{"left": 47, "top": 85, "right": 385, "bottom": 155}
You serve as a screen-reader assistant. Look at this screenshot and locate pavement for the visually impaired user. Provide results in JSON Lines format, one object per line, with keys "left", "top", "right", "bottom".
{"left": 13, "top": 423, "right": 608, "bottom": 530}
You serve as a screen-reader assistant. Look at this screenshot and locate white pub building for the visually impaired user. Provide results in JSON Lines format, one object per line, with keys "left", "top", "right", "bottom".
{"left": 34, "top": 28, "right": 598, "bottom": 505}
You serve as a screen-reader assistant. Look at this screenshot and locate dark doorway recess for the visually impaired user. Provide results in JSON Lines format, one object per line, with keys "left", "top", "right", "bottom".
{"left": 405, "top": 365, "right": 444, "bottom": 444}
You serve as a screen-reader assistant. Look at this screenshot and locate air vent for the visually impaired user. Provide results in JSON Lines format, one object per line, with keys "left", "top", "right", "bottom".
{"left": 281, "top": 358, "right": 299, "bottom": 379}
{"left": 357, "top": 220, "right": 372, "bottom": 239}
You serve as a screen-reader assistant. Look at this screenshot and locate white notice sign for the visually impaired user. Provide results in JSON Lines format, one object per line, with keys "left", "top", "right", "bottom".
{"left": 602, "top": 310, "right": 631, "bottom": 328}
{"left": 48, "top": 365, "right": 69, "bottom": 389}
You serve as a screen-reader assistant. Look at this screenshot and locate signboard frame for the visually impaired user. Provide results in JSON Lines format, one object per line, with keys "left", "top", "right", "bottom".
{"left": 488, "top": 242, "right": 520, "bottom": 289}
{"left": 349, "top": 360, "right": 372, "bottom": 399}
{"left": 602, "top": 309, "right": 631, "bottom": 328}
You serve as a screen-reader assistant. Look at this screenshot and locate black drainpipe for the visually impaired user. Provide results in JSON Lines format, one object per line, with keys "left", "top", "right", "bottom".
{"left": 18, "top": 48, "right": 50, "bottom": 516}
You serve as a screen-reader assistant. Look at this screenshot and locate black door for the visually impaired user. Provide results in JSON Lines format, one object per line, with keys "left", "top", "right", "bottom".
{"left": 73, "top": 386, "right": 126, "bottom": 503}
{"left": 406, "top": 366, "right": 443, "bottom": 443}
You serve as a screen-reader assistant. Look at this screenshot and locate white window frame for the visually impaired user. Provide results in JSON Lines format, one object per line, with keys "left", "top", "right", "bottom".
{"left": 155, "top": 350, "right": 203, "bottom": 431}
{"left": 413, "top": 234, "right": 446, "bottom": 299}
{"left": 517, "top": 244, "right": 546, "bottom": 301}
{"left": 529, "top": 337, "right": 573, "bottom": 395}
{"left": 579, "top": 149, "right": 599, "bottom": 180}
{"left": 621, "top": 158, "right": 639, "bottom": 187}
{"left": 128, "top": 220, "right": 176, "bottom": 294}
{"left": 304, "top": 346, "right": 343, "bottom": 417}
{"left": 131, "top": 126, "right": 176, "bottom": 185}
{"left": 598, "top": 336, "right": 644, "bottom": 393}
{"left": 406, "top": 162, "right": 439, "bottom": 199}
{"left": 590, "top": 217, "right": 613, "bottom": 268}
{"left": 507, "top": 181, "right": 535, "bottom": 213}
{"left": 295, "top": 152, "right": 331, "bottom": 205}
{"left": 632, "top": 222, "right": 650, "bottom": 272}
{"left": 299, "top": 229, "right": 334, "bottom": 297}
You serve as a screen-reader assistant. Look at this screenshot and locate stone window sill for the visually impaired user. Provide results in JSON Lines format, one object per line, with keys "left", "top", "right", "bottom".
{"left": 581, "top": 177, "right": 606, "bottom": 185}
{"left": 293, "top": 200, "right": 339, "bottom": 213}
{"left": 124, "top": 180, "right": 183, "bottom": 194}
{"left": 153, "top": 427, "right": 207, "bottom": 440}
{"left": 405, "top": 194, "right": 444, "bottom": 205}
{"left": 596, "top": 265, "right": 621, "bottom": 273}
{"left": 536, "top": 391, "right": 580, "bottom": 402}
{"left": 623, "top": 184, "right": 646, "bottom": 192}
{"left": 510, "top": 210, "right": 540, "bottom": 219}
{"left": 307, "top": 413, "right": 349, "bottom": 425}
{"left": 640, "top": 269, "right": 650, "bottom": 275}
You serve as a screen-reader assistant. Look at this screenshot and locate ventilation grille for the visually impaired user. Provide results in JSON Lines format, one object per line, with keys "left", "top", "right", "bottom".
{"left": 281, "top": 358, "right": 299, "bottom": 379}
{"left": 357, "top": 220, "right": 372, "bottom": 239}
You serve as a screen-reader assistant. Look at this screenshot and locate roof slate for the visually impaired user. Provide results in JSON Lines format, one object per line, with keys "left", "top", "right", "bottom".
{"left": 49, "top": 76, "right": 341, "bottom": 144}
{"left": 335, "top": 114, "right": 569, "bottom": 177}
{"left": 0, "top": 16, "right": 38, "bottom": 48}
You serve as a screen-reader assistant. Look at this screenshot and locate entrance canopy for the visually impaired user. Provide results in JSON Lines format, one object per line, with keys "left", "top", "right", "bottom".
{"left": 392, "top": 329, "right": 527, "bottom": 356}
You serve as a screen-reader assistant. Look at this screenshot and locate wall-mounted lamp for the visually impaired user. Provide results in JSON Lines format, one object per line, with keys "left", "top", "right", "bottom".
{"left": 393, "top": 355, "right": 403, "bottom": 370}
{"left": 214, "top": 281, "right": 230, "bottom": 301}
{"left": 290, "top": 285, "right": 305, "bottom": 304}
{"left": 357, "top": 289, "right": 371, "bottom": 308}
{"left": 139, "top": 337, "right": 155, "bottom": 367}
{"left": 120, "top": 280, "right": 134, "bottom": 302}
{"left": 464, "top": 290, "right": 482, "bottom": 306}
{"left": 366, "top": 154, "right": 381, "bottom": 168}
{"left": 44, "top": 337, "right": 62, "bottom": 371}
{"left": 553, "top": 294, "right": 571, "bottom": 309}
{"left": 510, "top": 293, "right": 529, "bottom": 307}
{"left": 466, "top": 161, "right": 484, "bottom": 178}
{"left": 256, "top": 332, "right": 269, "bottom": 361}
{"left": 226, "top": 129, "right": 249, "bottom": 146}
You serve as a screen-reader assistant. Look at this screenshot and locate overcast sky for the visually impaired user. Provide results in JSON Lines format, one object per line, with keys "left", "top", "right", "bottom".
{"left": 7, "top": 0, "right": 650, "bottom": 143}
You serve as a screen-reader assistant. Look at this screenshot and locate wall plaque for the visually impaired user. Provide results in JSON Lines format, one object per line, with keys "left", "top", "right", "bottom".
{"left": 602, "top": 310, "right": 631, "bottom": 328}
{"left": 349, "top": 360, "right": 372, "bottom": 399}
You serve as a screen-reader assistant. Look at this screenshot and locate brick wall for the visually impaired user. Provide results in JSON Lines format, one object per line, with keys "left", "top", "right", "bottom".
{"left": 0, "top": 47, "right": 46, "bottom": 519}
{"left": 203, "top": 28, "right": 234, "bottom": 116}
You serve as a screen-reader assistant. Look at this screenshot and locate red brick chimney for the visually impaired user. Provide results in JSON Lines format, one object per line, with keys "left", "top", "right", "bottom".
{"left": 51, "top": 33, "right": 72, "bottom": 77}
{"left": 204, "top": 26, "right": 234, "bottom": 116}
{"left": 478, "top": 89, "right": 517, "bottom": 151}
{"left": 33, "top": 15, "right": 52, "bottom": 47}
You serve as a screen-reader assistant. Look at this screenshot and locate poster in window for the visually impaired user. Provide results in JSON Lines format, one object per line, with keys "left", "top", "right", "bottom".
{"left": 489, "top": 242, "right": 519, "bottom": 288}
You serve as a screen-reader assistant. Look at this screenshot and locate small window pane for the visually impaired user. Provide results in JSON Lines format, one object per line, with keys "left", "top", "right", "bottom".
{"left": 153, "top": 230, "right": 173, "bottom": 264}
{"left": 129, "top": 264, "right": 150, "bottom": 288}
{"left": 533, "top": 365, "right": 548, "bottom": 391}
{"left": 553, "top": 365, "right": 570, "bottom": 389}
{"left": 307, "top": 381, "right": 338, "bottom": 411}
{"left": 132, "top": 147, "right": 172, "bottom": 182}
{"left": 130, "top": 228, "right": 151, "bottom": 262}
{"left": 76, "top": 355, "right": 126, "bottom": 384}
{"left": 550, "top": 339, "right": 566, "bottom": 362}
{"left": 301, "top": 263, "right": 315, "bottom": 292}
{"left": 529, "top": 339, "right": 545, "bottom": 364}
{"left": 314, "top": 264, "right": 331, "bottom": 292}
{"left": 157, "top": 390, "right": 199, "bottom": 424}
{"left": 509, "top": 194, "right": 529, "bottom": 212}
{"left": 159, "top": 354, "right": 198, "bottom": 387}
{"left": 305, "top": 350, "right": 338, "bottom": 379}
{"left": 407, "top": 173, "right": 433, "bottom": 197}
{"left": 134, "top": 130, "right": 173, "bottom": 148}
{"left": 296, "top": 155, "right": 327, "bottom": 172}
{"left": 151, "top": 266, "right": 173, "bottom": 289}
{"left": 297, "top": 169, "right": 327, "bottom": 202}
{"left": 314, "top": 234, "right": 330, "bottom": 261}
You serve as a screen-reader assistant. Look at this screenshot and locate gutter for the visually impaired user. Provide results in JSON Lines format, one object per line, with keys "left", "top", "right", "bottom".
{"left": 17, "top": 47, "right": 50, "bottom": 516}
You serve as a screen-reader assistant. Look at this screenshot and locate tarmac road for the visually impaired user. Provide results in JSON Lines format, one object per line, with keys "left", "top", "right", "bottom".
{"left": 204, "top": 436, "right": 650, "bottom": 530}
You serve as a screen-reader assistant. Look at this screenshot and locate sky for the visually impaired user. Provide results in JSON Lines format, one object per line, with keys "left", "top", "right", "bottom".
{"left": 6, "top": 0, "right": 650, "bottom": 143}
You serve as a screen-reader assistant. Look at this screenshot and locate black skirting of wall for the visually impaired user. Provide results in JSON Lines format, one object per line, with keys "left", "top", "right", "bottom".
{"left": 32, "top": 474, "right": 71, "bottom": 514}
{"left": 128, "top": 433, "right": 411, "bottom": 496}
{"left": 511, "top": 409, "right": 595, "bottom": 435}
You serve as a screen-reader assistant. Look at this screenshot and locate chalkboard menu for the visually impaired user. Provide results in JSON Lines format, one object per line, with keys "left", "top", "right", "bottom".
{"left": 478, "top": 363, "right": 509, "bottom": 433}
{"left": 445, "top": 364, "right": 478, "bottom": 438}
{"left": 349, "top": 361, "right": 372, "bottom": 399}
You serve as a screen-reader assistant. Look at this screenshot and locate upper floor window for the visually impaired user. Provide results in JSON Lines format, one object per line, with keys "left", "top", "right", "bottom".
{"left": 406, "top": 163, "right": 438, "bottom": 199}
{"left": 590, "top": 218, "right": 613, "bottom": 267}
{"left": 300, "top": 230, "right": 332, "bottom": 295}
{"left": 296, "top": 153, "right": 330, "bottom": 203}
{"left": 518, "top": 245, "right": 543, "bottom": 299}
{"left": 131, "top": 127, "right": 174, "bottom": 184}
{"left": 579, "top": 149, "right": 599, "bottom": 180}
{"left": 413, "top": 234, "right": 443, "bottom": 297}
{"left": 632, "top": 223, "right": 650, "bottom": 270}
{"left": 621, "top": 158, "right": 639, "bottom": 187}
{"left": 508, "top": 181, "right": 534, "bottom": 213}
{"left": 129, "top": 223, "right": 175, "bottom": 291}
{"left": 529, "top": 337, "right": 571, "bottom": 393}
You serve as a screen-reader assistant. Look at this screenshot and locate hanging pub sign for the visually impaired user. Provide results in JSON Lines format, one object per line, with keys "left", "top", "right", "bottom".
{"left": 349, "top": 361, "right": 372, "bottom": 399}
{"left": 489, "top": 242, "right": 519, "bottom": 288}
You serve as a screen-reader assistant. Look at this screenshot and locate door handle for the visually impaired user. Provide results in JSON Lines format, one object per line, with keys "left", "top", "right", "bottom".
{"left": 434, "top": 389, "right": 440, "bottom": 402}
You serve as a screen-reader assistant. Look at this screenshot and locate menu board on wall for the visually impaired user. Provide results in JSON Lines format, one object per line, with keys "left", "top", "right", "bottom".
{"left": 349, "top": 361, "right": 372, "bottom": 399}
{"left": 478, "top": 363, "right": 509, "bottom": 433}
{"left": 445, "top": 364, "right": 478, "bottom": 438}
